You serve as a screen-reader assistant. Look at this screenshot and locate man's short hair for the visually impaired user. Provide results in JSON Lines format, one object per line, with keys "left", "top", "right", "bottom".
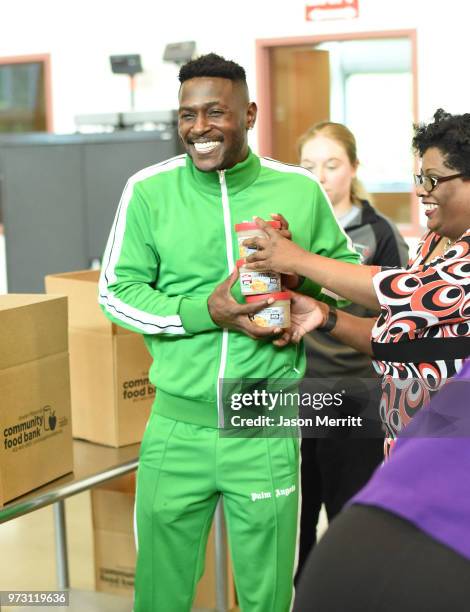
{"left": 179, "top": 53, "right": 247, "bottom": 84}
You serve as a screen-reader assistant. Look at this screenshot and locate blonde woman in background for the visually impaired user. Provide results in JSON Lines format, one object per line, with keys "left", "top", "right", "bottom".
{"left": 296, "top": 122, "right": 408, "bottom": 578}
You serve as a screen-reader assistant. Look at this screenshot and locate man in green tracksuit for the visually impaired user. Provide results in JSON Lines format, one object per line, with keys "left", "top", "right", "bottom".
{"left": 99, "top": 53, "right": 359, "bottom": 611}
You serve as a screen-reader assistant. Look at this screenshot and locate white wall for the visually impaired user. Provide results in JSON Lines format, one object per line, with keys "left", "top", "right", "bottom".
{"left": 1, "top": 0, "right": 466, "bottom": 286}
{"left": 3, "top": 0, "right": 470, "bottom": 144}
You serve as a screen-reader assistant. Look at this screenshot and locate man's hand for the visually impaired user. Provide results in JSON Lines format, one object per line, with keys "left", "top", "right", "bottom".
{"left": 244, "top": 217, "right": 306, "bottom": 276}
{"left": 208, "top": 269, "right": 282, "bottom": 339}
{"left": 273, "top": 291, "right": 328, "bottom": 347}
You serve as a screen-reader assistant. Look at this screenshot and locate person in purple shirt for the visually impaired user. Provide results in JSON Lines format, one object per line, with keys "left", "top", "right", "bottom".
{"left": 294, "top": 359, "right": 470, "bottom": 611}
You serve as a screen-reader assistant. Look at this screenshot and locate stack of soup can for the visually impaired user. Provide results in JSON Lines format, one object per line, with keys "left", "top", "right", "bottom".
{"left": 235, "top": 221, "right": 291, "bottom": 329}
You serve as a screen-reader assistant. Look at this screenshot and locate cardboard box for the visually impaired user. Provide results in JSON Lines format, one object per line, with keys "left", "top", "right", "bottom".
{"left": 92, "top": 473, "right": 136, "bottom": 596}
{"left": 91, "top": 474, "right": 237, "bottom": 609}
{"left": 0, "top": 294, "right": 73, "bottom": 506}
{"left": 45, "top": 270, "right": 154, "bottom": 447}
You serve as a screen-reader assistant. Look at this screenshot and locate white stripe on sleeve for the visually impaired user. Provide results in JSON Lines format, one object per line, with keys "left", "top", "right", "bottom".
{"left": 99, "top": 155, "right": 187, "bottom": 335}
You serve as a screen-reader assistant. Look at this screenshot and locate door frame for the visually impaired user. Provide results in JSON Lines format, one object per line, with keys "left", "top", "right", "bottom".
{"left": 0, "top": 53, "right": 54, "bottom": 132}
{"left": 255, "top": 30, "right": 419, "bottom": 235}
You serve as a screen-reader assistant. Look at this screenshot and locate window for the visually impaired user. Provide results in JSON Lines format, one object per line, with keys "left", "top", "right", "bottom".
{"left": 346, "top": 72, "right": 413, "bottom": 193}
{"left": 317, "top": 37, "right": 414, "bottom": 224}
{"left": 0, "top": 56, "right": 51, "bottom": 132}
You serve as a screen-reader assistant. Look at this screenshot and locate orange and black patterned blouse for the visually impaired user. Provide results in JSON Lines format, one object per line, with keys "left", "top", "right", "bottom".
{"left": 370, "top": 228, "right": 470, "bottom": 456}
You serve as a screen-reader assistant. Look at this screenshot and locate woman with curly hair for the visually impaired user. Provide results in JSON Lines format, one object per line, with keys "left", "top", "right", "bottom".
{"left": 244, "top": 109, "right": 470, "bottom": 458}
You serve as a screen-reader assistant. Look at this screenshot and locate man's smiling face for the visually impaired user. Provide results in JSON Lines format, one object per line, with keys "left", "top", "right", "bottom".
{"left": 178, "top": 76, "right": 257, "bottom": 172}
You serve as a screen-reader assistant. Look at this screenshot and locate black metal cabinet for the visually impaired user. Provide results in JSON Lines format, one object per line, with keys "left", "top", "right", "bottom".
{"left": 0, "top": 130, "right": 181, "bottom": 292}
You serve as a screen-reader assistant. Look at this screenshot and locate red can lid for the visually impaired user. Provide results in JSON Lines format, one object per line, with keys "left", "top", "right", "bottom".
{"left": 235, "top": 258, "right": 246, "bottom": 268}
{"left": 235, "top": 220, "right": 281, "bottom": 232}
{"left": 246, "top": 291, "right": 291, "bottom": 302}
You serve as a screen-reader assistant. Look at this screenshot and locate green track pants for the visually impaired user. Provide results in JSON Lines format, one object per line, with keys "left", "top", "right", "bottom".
{"left": 134, "top": 413, "right": 300, "bottom": 611}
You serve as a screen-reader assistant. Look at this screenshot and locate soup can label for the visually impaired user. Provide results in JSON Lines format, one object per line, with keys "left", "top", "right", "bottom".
{"left": 240, "top": 270, "right": 281, "bottom": 295}
{"left": 250, "top": 306, "right": 287, "bottom": 328}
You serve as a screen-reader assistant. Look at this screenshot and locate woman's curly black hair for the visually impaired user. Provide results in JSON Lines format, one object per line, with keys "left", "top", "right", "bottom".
{"left": 413, "top": 108, "right": 470, "bottom": 177}
{"left": 179, "top": 53, "right": 246, "bottom": 84}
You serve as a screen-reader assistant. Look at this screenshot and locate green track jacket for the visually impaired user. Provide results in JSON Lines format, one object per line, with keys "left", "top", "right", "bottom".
{"left": 99, "top": 150, "right": 359, "bottom": 427}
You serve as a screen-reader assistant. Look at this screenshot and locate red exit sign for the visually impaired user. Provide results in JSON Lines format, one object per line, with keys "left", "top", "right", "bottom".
{"left": 306, "top": 0, "right": 359, "bottom": 21}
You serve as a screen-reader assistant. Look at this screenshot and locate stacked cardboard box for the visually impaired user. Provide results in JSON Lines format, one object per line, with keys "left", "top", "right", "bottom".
{"left": 0, "top": 294, "right": 73, "bottom": 505}
{"left": 45, "top": 270, "right": 154, "bottom": 447}
{"left": 91, "top": 474, "right": 237, "bottom": 609}
{"left": 92, "top": 474, "right": 136, "bottom": 595}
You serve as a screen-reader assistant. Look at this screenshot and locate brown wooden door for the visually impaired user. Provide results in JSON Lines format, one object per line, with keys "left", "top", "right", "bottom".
{"left": 270, "top": 47, "right": 330, "bottom": 164}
